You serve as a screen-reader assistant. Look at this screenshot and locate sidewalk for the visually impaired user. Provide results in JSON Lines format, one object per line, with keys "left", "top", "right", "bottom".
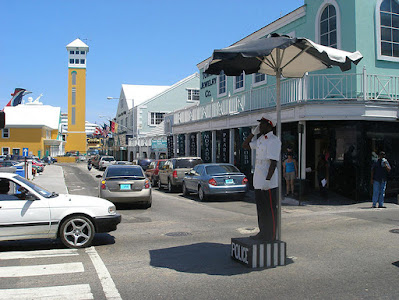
{"left": 32, "top": 164, "right": 68, "bottom": 194}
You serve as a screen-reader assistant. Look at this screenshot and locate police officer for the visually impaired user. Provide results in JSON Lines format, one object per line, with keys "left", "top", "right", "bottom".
{"left": 242, "top": 114, "right": 281, "bottom": 241}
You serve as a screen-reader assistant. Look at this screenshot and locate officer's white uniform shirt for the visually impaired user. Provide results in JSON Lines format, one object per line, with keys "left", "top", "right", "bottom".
{"left": 249, "top": 131, "right": 281, "bottom": 190}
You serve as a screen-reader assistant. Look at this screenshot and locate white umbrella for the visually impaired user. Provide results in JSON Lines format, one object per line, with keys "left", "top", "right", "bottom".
{"left": 204, "top": 33, "right": 363, "bottom": 240}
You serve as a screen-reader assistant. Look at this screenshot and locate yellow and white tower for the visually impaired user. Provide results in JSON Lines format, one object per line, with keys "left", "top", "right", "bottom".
{"left": 65, "top": 38, "right": 89, "bottom": 154}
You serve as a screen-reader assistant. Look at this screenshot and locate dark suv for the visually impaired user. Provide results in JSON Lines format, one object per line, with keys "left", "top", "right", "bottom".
{"left": 158, "top": 157, "right": 203, "bottom": 192}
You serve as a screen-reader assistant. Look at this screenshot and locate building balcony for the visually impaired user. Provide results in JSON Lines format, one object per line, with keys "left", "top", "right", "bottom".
{"left": 172, "top": 69, "right": 399, "bottom": 125}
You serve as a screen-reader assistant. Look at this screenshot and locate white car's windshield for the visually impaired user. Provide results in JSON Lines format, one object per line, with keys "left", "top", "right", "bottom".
{"left": 15, "top": 175, "right": 54, "bottom": 198}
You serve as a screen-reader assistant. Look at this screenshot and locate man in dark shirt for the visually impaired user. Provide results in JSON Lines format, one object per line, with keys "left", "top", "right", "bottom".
{"left": 371, "top": 151, "right": 391, "bottom": 208}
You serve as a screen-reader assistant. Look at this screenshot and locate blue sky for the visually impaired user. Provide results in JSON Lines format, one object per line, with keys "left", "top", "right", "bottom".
{"left": 0, "top": 0, "right": 303, "bottom": 125}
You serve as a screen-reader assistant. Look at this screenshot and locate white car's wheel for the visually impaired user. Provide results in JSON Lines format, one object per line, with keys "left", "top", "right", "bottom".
{"left": 168, "top": 180, "right": 174, "bottom": 193}
{"left": 60, "top": 215, "right": 95, "bottom": 249}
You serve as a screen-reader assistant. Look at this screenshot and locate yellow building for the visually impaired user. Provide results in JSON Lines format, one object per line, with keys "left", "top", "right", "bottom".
{"left": 65, "top": 39, "right": 89, "bottom": 154}
{"left": 0, "top": 99, "right": 64, "bottom": 158}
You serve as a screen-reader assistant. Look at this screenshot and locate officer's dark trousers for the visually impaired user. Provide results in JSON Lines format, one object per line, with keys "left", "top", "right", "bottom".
{"left": 255, "top": 188, "right": 278, "bottom": 241}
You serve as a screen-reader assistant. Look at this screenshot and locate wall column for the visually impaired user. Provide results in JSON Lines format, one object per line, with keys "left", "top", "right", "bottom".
{"left": 229, "top": 129, "right": 235, "bottom": 164}
{"left": 211, "top": 130, "right": 217, "bottom": 163}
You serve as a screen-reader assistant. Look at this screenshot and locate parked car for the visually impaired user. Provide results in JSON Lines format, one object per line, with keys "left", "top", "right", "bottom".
{"left": 132, "top": 159, "right": 154, "bottom": 171}
{"left": 182, "top": 163, "right": 248, "bottom": 201}
{"left": 91, "top": 154, "right": 103, "bottom": 169}
{"left": 98, "top": 156, "right": 116, "bottom": 171}
{"left": 145, "top": 159, "right": 167, "bottom": 186}
{"left": 115, "top": 161, "right": 133, "bottom": 165}
{"left": 158, "top": 157, "right": 203, "bottom": 192}
{"left": 0, "top": 172, "right": 121, "bottom": 248}
{"left": 96, "top": 165, "right": 152, "bottom": 208}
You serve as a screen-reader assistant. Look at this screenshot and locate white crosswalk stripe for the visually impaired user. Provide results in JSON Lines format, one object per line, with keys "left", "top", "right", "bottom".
{"left": 0, "top": 284, "right": 93, "bottom": 300}
{"left": 0, "top": 262, "right": 84, "bottom": 277}
{"left": 0, "top": 248, "right": 94, "bottom": 299}
{"left": 0, "top": 249, "right": 79, "bottom": 260}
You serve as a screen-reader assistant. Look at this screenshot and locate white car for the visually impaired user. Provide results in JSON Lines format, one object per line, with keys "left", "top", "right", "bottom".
{"left": 0, "top": 173, "right": 121, "bottom": 248}
{"left": 99, "top": 156, "right": 116, "bottom": 171}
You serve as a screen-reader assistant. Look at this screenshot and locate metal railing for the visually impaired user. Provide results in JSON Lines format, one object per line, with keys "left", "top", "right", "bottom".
{"left": 172, "top": 68, "right": 399, "bottom": 125}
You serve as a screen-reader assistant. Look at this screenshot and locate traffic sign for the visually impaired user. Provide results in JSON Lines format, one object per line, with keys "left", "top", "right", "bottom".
{"left": 23, "top": 148, "right": 29, "bottom": 157}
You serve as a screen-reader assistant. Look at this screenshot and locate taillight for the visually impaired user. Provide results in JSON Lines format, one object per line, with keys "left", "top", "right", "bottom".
{"left": 173, "top": 170, "right": 178, "bottom": 178}
{"left": 144, "top": 179, "right": 150, "bottom": 189}
{"left": 101, "top": 180, "right": 106, "bottom": 190}
{"left": 208, "top": 178, "right": 217, "bottom": 186}
{"left": 242, "top": 177, "right": 248, "bottom": 184}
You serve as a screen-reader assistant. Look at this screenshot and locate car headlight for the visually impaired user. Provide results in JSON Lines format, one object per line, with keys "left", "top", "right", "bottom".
{"left": 108, "top": 205, "right": 116, "bottom": 214}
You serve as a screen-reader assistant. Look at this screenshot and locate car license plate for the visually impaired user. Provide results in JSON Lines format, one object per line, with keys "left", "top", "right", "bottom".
{"left": 225, "top": 179, "right": 234, "bottom": 185}
{"left": 120, "top": 184, "right": 131, "bottom": 190}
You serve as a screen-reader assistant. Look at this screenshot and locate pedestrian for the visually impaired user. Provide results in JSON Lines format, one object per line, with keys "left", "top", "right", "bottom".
{"left": 371, "top": 151, "right": 391, "bottom": 208}
{"left": 283, "top": 153, "right": 297, "bottom": 196}
{"left": 317, "top": 154, "right": 328, "bottom": 198}
{"left": 87, "top": 158, "right": 92, "bottom": 171}
{"left": 242, "top": 114, "right": 281, "bottom": 241}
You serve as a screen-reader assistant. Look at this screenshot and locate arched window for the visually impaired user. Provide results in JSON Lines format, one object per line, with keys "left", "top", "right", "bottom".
{"left": 315, "top": 1, "right": 341, "bottom": 49}
{"left": 377, "top": 0, "right": 399, "bottom": 60}
{"left": 320, "top": 5, "right": 337, "bottom": 48}
{"left": 71, "top": 71, "right": 77, "bottom": 85}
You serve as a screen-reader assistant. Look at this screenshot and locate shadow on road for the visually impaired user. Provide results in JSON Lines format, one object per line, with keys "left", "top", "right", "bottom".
{"left": 0, "top": 234, "right": 116, "bottom": 252}
{"left": 149, "top": 242, "right": 292, "bottom": 275}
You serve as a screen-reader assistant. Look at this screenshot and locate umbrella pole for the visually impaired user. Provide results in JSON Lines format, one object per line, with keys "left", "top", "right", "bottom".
{"left": 276, "top": 68, "right": 282, "bottom": 241}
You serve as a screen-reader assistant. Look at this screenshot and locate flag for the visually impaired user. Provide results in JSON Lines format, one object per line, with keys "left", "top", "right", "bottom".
{"left": 102, "top": 123, "right": 109, "bottom": 137}
{"left": 5, "top": 88, "right": 31, "bottom": 107}
{"left": 94, "top": 126, "right": 103, "bottom": 136}
{"left": 110, "top": 121, "right": 118, "bottom": 133}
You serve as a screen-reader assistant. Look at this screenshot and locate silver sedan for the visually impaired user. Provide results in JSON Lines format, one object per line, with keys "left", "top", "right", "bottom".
{"left": 97, "top": 165, "right": 152, "bottom": 208}
{"left": 182, "top": 163, "right": 248, "bottom": 201}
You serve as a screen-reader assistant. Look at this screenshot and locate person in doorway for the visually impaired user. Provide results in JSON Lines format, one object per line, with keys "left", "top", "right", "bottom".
{"left": 242, "top": 114, "right": 281, "bottom": 241}
{"left": 317, "top": 154, "right": 329, "bottom": 198}
{"left": 371, "top": 151, "right": 391, "bottom": 208}
{"left": 283, "top": 153, "right": 297, "bottom": 197}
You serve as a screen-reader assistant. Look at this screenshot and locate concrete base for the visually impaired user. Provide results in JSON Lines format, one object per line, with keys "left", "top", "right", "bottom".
{"left": 231, "top": 237, "right": 286, "bottom": 269}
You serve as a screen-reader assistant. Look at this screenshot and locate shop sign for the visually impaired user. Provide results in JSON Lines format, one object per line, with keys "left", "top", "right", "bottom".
{"left": 190, "top": 133, "right": 197, "bottom": 156}
{"left": 178, "top": 134, "right": 185, "bottom": 156}
{"left": 167, "top": 136, "right": 174, "bottom": 158}
{"left": 202, "top": 131, "right": 212, "bottom": 163}
{"left": 221, "top": 130, "right": 229, "bottom": 163}
{"left": 151, "top": 140, "right": 167, "bottom": 150}
{"left": 240, "top": 127, "right": 251, "bottom": 171}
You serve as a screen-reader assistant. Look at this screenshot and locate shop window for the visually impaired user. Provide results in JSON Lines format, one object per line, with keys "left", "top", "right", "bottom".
{"left": 217, "top": 71, "right": 227, "bottom": 97}
{"left": 72, "top": 88, "right": 76, "bottom": 105}
{"left": 315, "top": 1, "right": 340, "bottom": 49}
{"left": 150, "top": 112, "right": 165, "bottom": 125}
{"left": 233, "top": 72, "right": 245, "bottom": 93}
{"left": 71, "top": 71, "right": 77, "bottom": 85}
{"left": 2, "top": 128, "right": 9, "bottom": 138}
{"left": 377, "top": 0, "right": 399, "bottom": 61}
{"left": 187, "top": 89, "right": 199, "bottom": 101}
{"left": 253, "top": 73, "right": 266, "bottom": 87}
{"left": 71, "top": 107, "right": 76, "bottom": 125}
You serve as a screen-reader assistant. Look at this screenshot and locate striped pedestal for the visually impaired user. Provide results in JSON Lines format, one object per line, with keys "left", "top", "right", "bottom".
{"left": 231, "top": 237, "right": 286, "bottom": 269}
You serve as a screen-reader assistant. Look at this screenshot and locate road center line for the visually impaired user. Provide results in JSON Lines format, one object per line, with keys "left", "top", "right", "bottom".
{"left": 86, "top": 246, "right": 122, "bottom": 300}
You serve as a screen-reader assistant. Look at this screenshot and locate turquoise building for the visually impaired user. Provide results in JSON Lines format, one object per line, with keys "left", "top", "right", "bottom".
{"left": 169, "top": 0, "right": 399, "bottom": 200}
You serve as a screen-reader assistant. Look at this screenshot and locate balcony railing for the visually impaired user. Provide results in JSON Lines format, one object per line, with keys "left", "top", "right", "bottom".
{"left": 173, "top": 68, "right": 399, "bottom": 125}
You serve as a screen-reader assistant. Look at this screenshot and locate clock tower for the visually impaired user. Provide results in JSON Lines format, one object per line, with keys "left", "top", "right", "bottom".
{"left": 65, "top": 38, "right": 89, "bottom": 153}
